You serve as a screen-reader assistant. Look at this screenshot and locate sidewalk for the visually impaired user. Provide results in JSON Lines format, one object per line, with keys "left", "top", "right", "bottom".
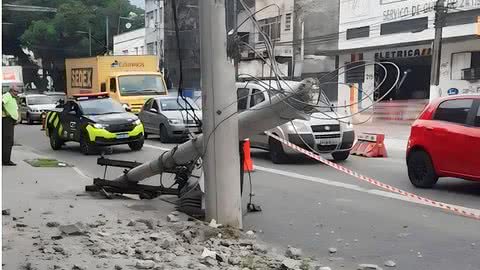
{"left": 2, "top": 146, "right": 325, "bottom": 270}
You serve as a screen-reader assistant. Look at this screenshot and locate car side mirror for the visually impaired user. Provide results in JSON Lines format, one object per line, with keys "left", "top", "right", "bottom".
{"left": 150, "top": 108, "right": 158, "bottom": 113}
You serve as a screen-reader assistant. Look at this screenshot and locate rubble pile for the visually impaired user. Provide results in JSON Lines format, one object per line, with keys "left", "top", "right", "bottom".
{"left": 20, "top": 212, "right": 325, "bottom": 270}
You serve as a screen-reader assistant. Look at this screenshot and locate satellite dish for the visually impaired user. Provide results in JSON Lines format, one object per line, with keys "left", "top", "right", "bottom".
{"left": 125, "top": 22, "right": 132, "bottom": 29}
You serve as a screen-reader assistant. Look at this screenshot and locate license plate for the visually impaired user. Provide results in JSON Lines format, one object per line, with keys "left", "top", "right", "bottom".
{"left": 319, "top": 139, "right": 340, "bottom": 146}
{"left": 116, "top": 133, "right": 129, "bottom": 139}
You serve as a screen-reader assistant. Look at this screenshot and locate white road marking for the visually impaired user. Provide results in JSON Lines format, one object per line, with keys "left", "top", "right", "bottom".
{"left": 255, "top": 165, "right": 480, "bottom": 215}
{"left": 72, "top": 166, "right": 91, "bottom": 181}
{"left": 144, "top": 144, "right": 172, "bottom": 151}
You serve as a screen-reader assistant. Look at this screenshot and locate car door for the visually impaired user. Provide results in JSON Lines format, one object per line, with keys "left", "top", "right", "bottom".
{"left": 19, "top": 97, "right": 27, "bottom": 120}
{"left": 140, "top": 98, "right": 155, "bottom": 133}
{"left": 430, "top": 98, "right": 474, "bottom": 176}
{"left": 155, "top": 100, "right": 169, "bottom": 133}
{"left": 61, "top": 101, "right": 82, "bottom": 141}
{"left": 465, "top": 99, "right": 480, "bottom": 178}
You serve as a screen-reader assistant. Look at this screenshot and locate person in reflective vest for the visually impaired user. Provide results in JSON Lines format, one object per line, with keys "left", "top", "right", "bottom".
{"left": 2, "top": 87, "right": 19, "bottom": 166}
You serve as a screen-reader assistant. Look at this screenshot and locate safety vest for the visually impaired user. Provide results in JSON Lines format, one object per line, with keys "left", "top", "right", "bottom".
{"left": 2, "top": 92, "right": 19, "bottom": 121}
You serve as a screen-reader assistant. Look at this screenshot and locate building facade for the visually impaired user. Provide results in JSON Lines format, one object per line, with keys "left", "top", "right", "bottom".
{"left": 113, "top": 28, "right": 146, "bottom": 55}
{"left": 145, "top": 0, "right": 164, "bottom": 60}
{"left": 337, "top": 0, "right": 480, "bottom": 116}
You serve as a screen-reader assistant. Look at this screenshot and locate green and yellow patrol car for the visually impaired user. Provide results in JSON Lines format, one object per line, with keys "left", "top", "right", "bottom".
{"left": 45, "top": 93, "right": 144, "bottom": 154}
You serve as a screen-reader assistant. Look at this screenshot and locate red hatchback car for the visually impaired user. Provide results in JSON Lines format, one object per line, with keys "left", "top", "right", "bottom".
{"left": 406, "top": 95, "right": 480, "bottom": 188}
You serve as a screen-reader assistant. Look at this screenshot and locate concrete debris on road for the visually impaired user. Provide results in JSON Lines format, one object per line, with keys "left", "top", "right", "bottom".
{"left": 358, "top": 264, "right": 383, "bottom": 270}
{"left": 5, "top": 210, "right": 328, "bottom": 269}
{"left": 285, "top": 246, "right": 302, "bottom": 259}
{"left": 46, "top": 221, "right": 60, "bottom": 228}
{"left": 166, "top": 214, "right": 179, "bottom": 223}
{"left": 319, "top": 267, "right": 332, "bottom": 270}
{"left": 384, "top": 260, "right": 396, "bottom": 267}
{"left": 2, "top": 209, "right": 11, "bottom": 215}
{"left": 281, "top": 258, "right": 300, "bottom": 269}
{"left": 328, "top": 247, "right": 337, "bottom": 254}
{"left": 208, "top": 219, "right": 222, "bottom": 228}
{"left": 136, "top": 260, "right": 155, "bottom": 269}
{"left": 58, "top": 222, "right": 85, "bottom": 235}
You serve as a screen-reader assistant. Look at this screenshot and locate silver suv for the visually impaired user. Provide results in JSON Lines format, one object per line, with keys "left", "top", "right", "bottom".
{"left": 236, "top": 81, "right": 355, "bottom": 163}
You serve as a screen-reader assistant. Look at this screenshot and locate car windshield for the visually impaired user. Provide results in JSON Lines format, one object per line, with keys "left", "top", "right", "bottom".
{"left": 118, "top": 75, "right": 167, "bottom": 96}
{"left": 27, "top": 96, "right": 54, "bottom": 105}
{"left": 79, "top": 98, "right": 125, "bottom": 115}
{"left": 159, "top": 98, "right": 200, "bottom": 111}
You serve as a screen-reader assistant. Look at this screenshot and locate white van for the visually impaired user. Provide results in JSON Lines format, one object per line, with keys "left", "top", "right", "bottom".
{"left": 236, "top": 80, "right": 355, "bottom": 163}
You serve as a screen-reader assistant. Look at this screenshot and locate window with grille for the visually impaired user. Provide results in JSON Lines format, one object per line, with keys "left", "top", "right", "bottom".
{"left": 258, "top": 16, "right": 281, "bottom": 42}
{"left": 285, "top": 13, "right": 292, "bottom": 31}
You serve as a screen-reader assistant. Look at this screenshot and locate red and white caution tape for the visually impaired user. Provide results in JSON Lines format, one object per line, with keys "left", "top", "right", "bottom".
{"left": 266, "top": 131, "right": 480, "bottom": 221}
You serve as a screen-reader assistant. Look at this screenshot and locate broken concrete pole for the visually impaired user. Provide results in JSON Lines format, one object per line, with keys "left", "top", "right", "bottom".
{"left": 59, "top": 222, "right": 85, "bottom": 235}
{"left": 285, "top": 246, "right": 302, "bottom": 259}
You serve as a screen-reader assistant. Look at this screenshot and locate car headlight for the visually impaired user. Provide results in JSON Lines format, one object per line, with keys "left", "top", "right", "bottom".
{"left": 133, "top": 119, "right": 141, "bottom": 125}
{"left": 168, "top": 119, "right": 182, "bottom": 125}
{"left": 289, "top": 120, "right": 311, "bottom": 133}
{"left": 93, "top": 123, "right": 108, "bottom": 129}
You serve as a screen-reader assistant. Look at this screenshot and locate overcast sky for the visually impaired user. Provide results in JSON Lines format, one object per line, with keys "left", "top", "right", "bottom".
{"left": 130, "top": 0, "right": 145, "bottom": 9}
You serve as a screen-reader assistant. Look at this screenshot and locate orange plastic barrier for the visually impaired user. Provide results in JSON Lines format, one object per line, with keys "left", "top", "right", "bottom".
{"left": 351, "top": 133, "right": 387, "bottom": 158}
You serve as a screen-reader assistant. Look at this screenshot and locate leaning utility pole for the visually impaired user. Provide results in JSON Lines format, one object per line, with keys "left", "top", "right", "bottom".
{"left": 199, "top": 0, "right": 242, "bottom": 227}
{"left": 429, "top": 0, "right": 446, "bottom": 101}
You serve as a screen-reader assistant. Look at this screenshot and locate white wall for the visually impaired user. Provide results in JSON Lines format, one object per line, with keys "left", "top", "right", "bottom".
{"left": 145, "top": 0, "right": 164, "bottom": 56}
{"left": 438, "top": 39, "right": 480, "bottom": 96}
{"left": 339, "top": 0, "right": 480, "bottom": 50}
{"left": 113, "top": 28, "right": 146, "bottom": 55}
{"left": 238, "top": 59, "right": 289, "bottom": 79}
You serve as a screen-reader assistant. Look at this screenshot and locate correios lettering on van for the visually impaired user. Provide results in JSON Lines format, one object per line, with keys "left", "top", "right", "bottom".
{"left": 71, "top": 68, "right": 93, "bottom": 88}
{"left": 111, "top": 60, "right": 145, "bottom": 68}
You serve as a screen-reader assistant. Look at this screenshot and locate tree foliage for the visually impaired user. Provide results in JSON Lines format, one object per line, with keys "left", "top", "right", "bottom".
{"left": 2, "top": 0, "right": 144, "bottom": 90}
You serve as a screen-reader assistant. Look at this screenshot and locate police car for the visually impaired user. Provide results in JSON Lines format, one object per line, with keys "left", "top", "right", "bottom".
{"left": 44, "top": 93, "right": 144, "bottom": 154}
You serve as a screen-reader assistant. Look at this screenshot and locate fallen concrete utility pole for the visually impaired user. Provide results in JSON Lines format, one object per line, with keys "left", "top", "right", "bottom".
{"left": 110, "top": 80, "right": 316, "bottom": 185}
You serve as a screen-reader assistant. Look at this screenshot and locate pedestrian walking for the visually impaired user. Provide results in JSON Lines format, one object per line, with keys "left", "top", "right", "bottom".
{"left": 2, "top": 87, "right": 19, "bottom": 166}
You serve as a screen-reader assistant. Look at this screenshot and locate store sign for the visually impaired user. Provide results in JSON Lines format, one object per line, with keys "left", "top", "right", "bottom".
{"left": 447, "top": 88, "right": 459, "bottom": 95}
{"left": 374, "top": 47, "right": 431, "bottom": 60}
{"left": 111, "top": 60, "right": 145, "bottom": 68}
{"left": 71, "top": 68, "right": 93, "bottom": 88}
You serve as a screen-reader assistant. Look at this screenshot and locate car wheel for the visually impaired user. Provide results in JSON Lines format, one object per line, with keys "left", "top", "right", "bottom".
{"left": 80, "top": 134, "right": 94, "bottom": 155}
{"left": 49, "top": 129, "right": 63, "bottom": 150}
{"left": 269, "top": 137, "right": 288, "bottom": 164}
{"left": 27, "top": 113, "right": 33, "bottom": 125}
{"left": 159, "top": 125, "right": 170, "bottom": 143}
{"left": 128, "top": 138, "right": 144, "bottom": 151}
{"left": 407, "top": 150, "right": 438, "bottom": 188}
{"left": 332, "top": 151, "right": 350, "bottom": 161}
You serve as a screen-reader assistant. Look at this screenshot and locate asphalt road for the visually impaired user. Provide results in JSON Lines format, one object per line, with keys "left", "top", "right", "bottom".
{"left": 14, "top": 124, "right": 480, "bottom": 270}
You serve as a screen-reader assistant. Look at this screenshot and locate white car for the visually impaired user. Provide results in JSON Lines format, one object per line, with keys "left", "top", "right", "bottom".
{"left": 236, "top": 81, "right": 355, "bottom": 163}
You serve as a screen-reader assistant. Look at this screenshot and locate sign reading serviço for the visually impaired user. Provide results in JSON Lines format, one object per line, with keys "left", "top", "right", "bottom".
{"left": 71, "top": 68, "right": 93, "bottom": 88}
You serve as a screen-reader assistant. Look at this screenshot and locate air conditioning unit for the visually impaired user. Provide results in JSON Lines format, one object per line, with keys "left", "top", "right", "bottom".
{"left": 461, "top": 67, "right": 480, "bottom": 81}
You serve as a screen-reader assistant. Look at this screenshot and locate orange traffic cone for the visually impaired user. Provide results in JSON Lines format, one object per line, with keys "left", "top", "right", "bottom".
{"left": 243, "top": 139, "right": 254, "bottom": 172}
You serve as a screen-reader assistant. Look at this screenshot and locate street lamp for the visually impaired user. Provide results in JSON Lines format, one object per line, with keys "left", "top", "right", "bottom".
{"left": 76, "top": 27, "right": 92, "bottom": 56}
{"left": 117, "top": 12, "right": 144, "bottom": 35}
